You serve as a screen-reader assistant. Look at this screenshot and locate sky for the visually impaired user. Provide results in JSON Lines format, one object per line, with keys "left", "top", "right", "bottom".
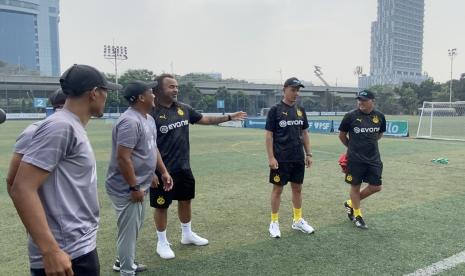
{"left": 59, "top": 0, "right": 465, "bottom": 87}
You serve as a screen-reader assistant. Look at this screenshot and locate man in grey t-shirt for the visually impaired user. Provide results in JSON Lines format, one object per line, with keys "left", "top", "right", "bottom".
{"left": 10, "top": 64, "right": 120, "bottom": 276}
{"left": 105, "top": 81, "right": 173, "bottom": 276}
{"left": 6, "top": 88, "right": 66, "bottom": 196}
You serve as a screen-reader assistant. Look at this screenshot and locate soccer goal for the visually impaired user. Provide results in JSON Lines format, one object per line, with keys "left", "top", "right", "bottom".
{"left": 416, "top": 101, "right": 465, "bottom": 141}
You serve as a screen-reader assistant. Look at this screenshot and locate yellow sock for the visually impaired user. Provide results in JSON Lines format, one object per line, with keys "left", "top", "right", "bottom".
{"left": 354, "top": 208, "right": 362, "bottom": 217}
{"left": 271, "top": 213, "right": 279, "bottom": 222}
{"left": 347, "top": 200, "right": 352, "bottom": 208}
{"left": 293, "top": 208, "right": 302, "bottom": 222}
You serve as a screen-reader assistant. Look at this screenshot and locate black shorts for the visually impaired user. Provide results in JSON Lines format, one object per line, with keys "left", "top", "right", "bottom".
{"left": 269, "top": 161, "right": 305, "bottom": 186}
{"left": 150, "top": 169, "right": 196, "bottom": 209}
{"left": 345, "top": 161, "right": 383, "bottom": 186}
{"left": 31, "top": 249, "right": 100, "bottom": 276}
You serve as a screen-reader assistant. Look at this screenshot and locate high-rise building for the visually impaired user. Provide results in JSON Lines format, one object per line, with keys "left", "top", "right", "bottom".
{"left": 0, "top": 0, "right": 60, "bottom": 76}
{"left": 359, "top": 0, "right": 427, "bottom": 88}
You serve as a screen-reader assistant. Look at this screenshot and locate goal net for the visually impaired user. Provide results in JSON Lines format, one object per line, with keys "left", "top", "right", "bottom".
{"left": 416, "top": 101, "right": 465, "bottom": 141}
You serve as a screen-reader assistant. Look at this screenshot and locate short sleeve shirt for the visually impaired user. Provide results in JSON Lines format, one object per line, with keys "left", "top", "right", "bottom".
{"left": 338, "top": 109, "right": 386, "bottom": 163}
{"left": 14, "top": 121, "right": 42, "bottom": 154}
{"left": 265, "top": 101, "right": 309, "bottom": 162}
{"left": 105, "top": 107, "right": 158, "bottom": 197}
{"left": 21, "top": 109, "right": 99, "bottom": 269}
{"left": 151, "top": 102, "right": 203, "bottom": 173}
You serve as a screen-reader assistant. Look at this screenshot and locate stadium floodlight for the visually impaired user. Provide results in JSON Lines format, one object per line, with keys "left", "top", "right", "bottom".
{"left": 448, "top": 48, "right": 457, "bottom": 104}
{"left": 104, "top": 43, "right": 128, "bottom": 114}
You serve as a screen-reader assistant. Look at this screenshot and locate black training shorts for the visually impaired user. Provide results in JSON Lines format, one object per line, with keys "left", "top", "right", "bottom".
{"left": 150, "top": 169, "right": 196, "bottom": 209}
{"left": 345, "top": 161, "right": 383, "bottom": 186}
{"left": 269, "top": 161, "right": 305, "bottom": 186}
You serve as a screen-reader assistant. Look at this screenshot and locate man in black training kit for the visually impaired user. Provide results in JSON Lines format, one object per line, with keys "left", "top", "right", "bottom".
{"left": 150, "top": 74, "right": 247, "bottom": 259}
{"left": 266, "top": 77, "right": 315, "bottom": 238}
{"left": 338, "top": 90, "right": 386, "bottom": 229}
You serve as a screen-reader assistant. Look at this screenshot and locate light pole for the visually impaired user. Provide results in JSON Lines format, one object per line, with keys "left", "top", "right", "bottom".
{"left": 104, "top": 44, "right": 128, "bottom": 114}
{"left": 448, "top": 48, "right": 457, "bottom": 103}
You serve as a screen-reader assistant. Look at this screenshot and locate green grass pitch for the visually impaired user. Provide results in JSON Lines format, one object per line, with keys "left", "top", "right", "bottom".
{"left": 1, "top": 119, "right": 465, "bottom": 275}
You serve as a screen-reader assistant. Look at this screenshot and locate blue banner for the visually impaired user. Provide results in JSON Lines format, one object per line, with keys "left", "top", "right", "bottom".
{"left": 244, "top": 118, "right": 408, "bottom": 137}
{"left": 33, "top": 98, "right": 47, "bottom": 108}
{"left": 308, "top": 120, "right": 333, "bottom": 133}
{"left": 333, "top": 120, "right": 408, "bottom": 137}
{"left": 385, "top": 120, "right": 409, "bottom": 137}
{"left": 332, "top": 120, "right": 341, "bottom": 133}
{"left": 217, "top": 100, "right": 225, "bottom": 109}
{"left": 244, "top": 118, "right": 266, "bottom": 129}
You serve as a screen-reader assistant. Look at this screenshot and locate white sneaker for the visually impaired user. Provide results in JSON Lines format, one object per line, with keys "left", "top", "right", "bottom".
{"left": 181, "top": 232, "right": 209, "bottom": 246}
{"left": 156, "top": 241, "right": 175, "bottom": 259}
{"left": 269, "top": 221, "right": 281, "bottom": 238}
{"left": 292, "top": 218, "right": 315, "bottom": 234}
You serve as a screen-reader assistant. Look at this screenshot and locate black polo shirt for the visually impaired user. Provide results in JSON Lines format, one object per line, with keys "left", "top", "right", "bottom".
{"left": 265, "top": 101, "right": 309, "bottom": 163}
{"left": 339, "top": 109, "right": 386, "bottom": 164}
{"left": 151, "top": 102, "right": 203, "bottom": 173}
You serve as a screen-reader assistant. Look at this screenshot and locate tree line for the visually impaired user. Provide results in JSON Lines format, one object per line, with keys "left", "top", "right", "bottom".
{"left": 105, "top": 69, "right": 465, "bottom": 115}
{"left": 369, "top": 75, "right": 465, "bottom": 115}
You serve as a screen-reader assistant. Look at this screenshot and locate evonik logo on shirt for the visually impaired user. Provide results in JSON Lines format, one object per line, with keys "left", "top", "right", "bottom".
{"left": 279, "top": 120, "right": 304, "bottom": 128}
{"left": 353, "top": 127, "right": 380, "bottom": 134}
{"left": 159, "top": 119, "right": 189, "bottom": 134}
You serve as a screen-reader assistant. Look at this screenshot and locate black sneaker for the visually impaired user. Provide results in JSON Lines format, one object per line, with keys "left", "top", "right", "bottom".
{"left": 354, "top": 216, "right": 368, "bottom": 229}
{"left": 344, "top": 201, "right": 355, "bottom": 221}
{"left": 113, "top": 259, "right": 147, "bottom": 273}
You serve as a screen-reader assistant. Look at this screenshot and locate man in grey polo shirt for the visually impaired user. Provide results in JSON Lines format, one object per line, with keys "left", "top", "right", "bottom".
{"left": 106, "top": 81, "right": 173, "bottom": 276}
{"left": 10, "top": 64, "right": 120, "bottom": 276}
{"left": 6, "top": 88, "right": 66, "bottom": 196}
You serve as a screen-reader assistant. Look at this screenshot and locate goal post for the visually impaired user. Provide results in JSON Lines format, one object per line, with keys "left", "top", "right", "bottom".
{"left": 416, "top": 101, "right": 465, "bottom": 141}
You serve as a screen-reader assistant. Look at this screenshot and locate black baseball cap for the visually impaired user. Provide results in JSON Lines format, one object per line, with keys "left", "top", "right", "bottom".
{"left": 60, "top": 64, "right": 121, "bottom": 96}
{"left": 284, "top": 77, "right": 305, "bottom": 88}
{"left": 356, "top": 90, "right": 375, "bottom": 100}
{"left": 124, "top": 80, "right": 158, "bottom": 103}
{"left": 48, "top": 88, "right": 67, "bottom": 108}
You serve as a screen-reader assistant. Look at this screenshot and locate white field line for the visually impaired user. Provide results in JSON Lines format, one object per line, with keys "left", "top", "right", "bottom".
{"left": 405, "top": 250, "right": 465, "bottom": 276}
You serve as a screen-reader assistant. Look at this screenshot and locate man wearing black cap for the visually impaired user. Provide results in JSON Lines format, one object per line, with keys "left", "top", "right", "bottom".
{"left": 6, "top": 88, "right": 66, "bottom": 196}
{"left": 266, "top": 77, "right": 315, "bottom": 238}
{"left": 338, "top": 89, "right": 386, "bottom": 229}
{"left": 150, "top": 74, "right": 247, "bottom": 259}
{"left": 10, "top": 64, "right": 120, "bottom": 275}
{"left": 105, "top": 80, "right": 173, "bottom": 275}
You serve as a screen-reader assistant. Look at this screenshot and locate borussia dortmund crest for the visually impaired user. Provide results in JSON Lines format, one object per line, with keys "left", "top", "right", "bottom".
{"left": 177, "top": 108, "right": 184, "bottom": 116}
{"left": 372, "top": 115, "right": 379, "bottom": 124}
{"left": 273, "top": 175, "right": 281, "bottom": 183}
{"left": 297, "top": 109, "right": 303, "bottom": 117}
{"left": 157, "top": 196, "right": 165, "bottom": 205}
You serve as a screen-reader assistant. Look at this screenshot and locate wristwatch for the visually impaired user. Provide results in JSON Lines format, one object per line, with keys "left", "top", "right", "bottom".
{"left": 129, "top": 185, "right": 139, "bottom": 192}
{"left": 306, "top": 153, "right": 313, "bottom": 157}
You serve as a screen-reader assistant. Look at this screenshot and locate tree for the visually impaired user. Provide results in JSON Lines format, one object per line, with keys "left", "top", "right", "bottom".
{"left": 178, "top": 82, "right": 203, "bottom": 107}
{"left": 302, "top": 98, "right": 322, "bottom": 112}
{"left": 415, "top": 79, "right": 441, "bottom": 103}
{"left": 196, "top": 95, "right": 216, "bottom": 112}
{"left": 118, "top": 69, "right": 154, "bottom": 87}
{"left": 432, "top": 85, "right": 451, "bottom": 102}
{"left": 396, "top": 87, "right": 418, "bottom": 114}
{"left": 370, "top": 85, "right": 401, "bottom": 114}
{"left": 234, "top": 91, "right": 251, "bottom": 112}
{"left": 215, "top": 86, "right": 233, "bottom": 112}
{"left": 104, "top": 69, "right": 154, "bottom": 110}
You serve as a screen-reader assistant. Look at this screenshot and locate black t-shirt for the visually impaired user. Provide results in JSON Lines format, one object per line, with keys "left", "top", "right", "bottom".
{"left": 265, "top": 101, "right": 309, "bottom": 163}
{"left": 151, "top": 102, "right": 203, "bottom": 173}
{"left": 338, "top": 109, "right": 386, "bottom": 164}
